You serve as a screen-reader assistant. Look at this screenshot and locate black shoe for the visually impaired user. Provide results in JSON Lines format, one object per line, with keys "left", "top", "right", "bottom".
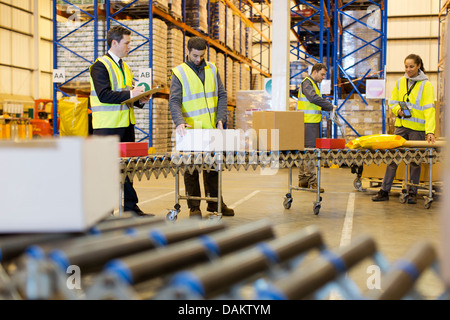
{"left": 372, "top": 190, "right": 389, "bottom": 201}
{"left": 408, "top": 193, "right": 417, "bottom": 204}
{"left": 309, "top": 183, "right": 324, "bottom": 193}
{"left": 189, "top": 207, "right": 202, "bottom": 218}
{"left": 298, "top": 181, "right": 309, "bottom": 188}
{"left": 131, "top": 205, "right": 155, "bottom": 217}
{"left": 207, "top": 203, "right": 235, "bottom": 216}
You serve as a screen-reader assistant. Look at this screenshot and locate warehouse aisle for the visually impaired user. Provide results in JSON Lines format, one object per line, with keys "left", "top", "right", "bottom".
{"left": 130, "top": 165, "right": 446, "bottom": 299}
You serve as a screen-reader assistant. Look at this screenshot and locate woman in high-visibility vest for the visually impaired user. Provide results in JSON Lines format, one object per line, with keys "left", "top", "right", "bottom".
{"left": 372, "top": 54, "right": 436, "bottom": 204}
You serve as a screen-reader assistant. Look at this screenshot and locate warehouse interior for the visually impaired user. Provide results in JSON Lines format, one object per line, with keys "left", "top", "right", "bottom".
{"left": 0, "top": 0, "right": 449, "bottom": 302}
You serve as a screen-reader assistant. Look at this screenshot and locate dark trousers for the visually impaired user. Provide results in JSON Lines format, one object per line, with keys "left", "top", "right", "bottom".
{"left": 184, "top": 170, "right": 219, "bottom": 208}
{"left": 298, "top": 123, "right": 320, "bottom": 184}
{"left": 381, "top": 126, "right": 426, "bottom": 194}
{"left": 93, "top": 125, "right": 139, "bottom": 211}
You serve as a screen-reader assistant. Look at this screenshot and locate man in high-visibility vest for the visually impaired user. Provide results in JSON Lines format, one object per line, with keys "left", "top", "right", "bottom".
{"left": 90, "top": 25, "right": 152, "bottom": 216}
{"left": 297, "top": 63, "right": 335, "bottom": 192}
{"left": 169, "top": 36, "right": 234, "bottom": 218}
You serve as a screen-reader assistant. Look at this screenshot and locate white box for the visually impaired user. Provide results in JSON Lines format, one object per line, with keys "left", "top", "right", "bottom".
{"left": 176, "top": 129, "right": 244, "bottom": 152}
{"left": 0, "top": 136, "right": 120, "bottom": 233}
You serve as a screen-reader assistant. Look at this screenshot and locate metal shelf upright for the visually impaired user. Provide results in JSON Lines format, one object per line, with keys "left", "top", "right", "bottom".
{"left": 290, "top": 0, "right": 332, "bottom": 137}
{"left": 53, "top": 0, "right": 100, "bottom": 135}
{"left": 105, "top": 0, "right": 155, "bottom": 146}
{"left": 333, "top": 0, "right": 388, "bottom": 138}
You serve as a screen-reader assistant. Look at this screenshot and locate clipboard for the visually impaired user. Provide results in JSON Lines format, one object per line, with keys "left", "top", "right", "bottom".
{"left": 121, "top": 87, "right": 163, "bottom": 105}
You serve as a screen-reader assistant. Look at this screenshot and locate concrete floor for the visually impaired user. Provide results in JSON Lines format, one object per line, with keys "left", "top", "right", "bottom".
{"left": 127, "top": 166, "right": 447, "bottom": 299}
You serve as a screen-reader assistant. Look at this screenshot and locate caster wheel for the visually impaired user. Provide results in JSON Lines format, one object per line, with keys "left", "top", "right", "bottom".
{"left": 283, "top": 197, "right": 293, "bottom": 209}
{"left": 313, "top": 203, "right": 321, "bottom": 215}
{"left": 424, "top": 198, "right": 432, "bottom": 209}
{"left": 166, "top": 210, "right": 178, "bottom": 221}
{"left": 353, "top": 178, "right": 362, "bottom": 191}
{"left": 399, "top": 194, "right": 408, "bottom": 204}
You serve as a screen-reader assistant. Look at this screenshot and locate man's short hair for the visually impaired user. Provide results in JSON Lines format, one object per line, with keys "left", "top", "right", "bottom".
{"left": 107, "top": 26, "right": 131, "bottom": 49}
{"left": 188, "top": 36, "right": 207, "bottom": 51}
{"left": 311, "top": 63, "right": 327, "bottom": 74}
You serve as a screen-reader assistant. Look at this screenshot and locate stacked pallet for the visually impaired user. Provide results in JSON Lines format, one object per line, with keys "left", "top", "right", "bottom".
{"left": 216, "top": 52, "right": 226, "bottom": 85}
{"left": 240, "top": 65, "right": 251, "bottom": 91}
{"left": 169, "top": 0, "right": 183, "bottom": 20}
{"left": 338, "top": 98, "right": 384, "bottom": 141}
{"left": 111, "top": 18, "right": 168, "bottom": 88}
{"left": 185, "top": 0, "right": 208, "bottom": 34}
{"left": 151, "top": 98, "right": 173, "bottom": 154}
{"left": 167, "top": 27, "right": 184, "bottom": 83}
{"left": 233, "top": 61, "right": 241, "bottom": 94}
{"left": 226, "top": 6, "right": 234, "bottom": 49}
{"left": 208, "top": 47, "right": 217, "bottom": 65}
{"left": 226, "top": 56, "right": 234, "bottom": 104}
{"left": 210, "top": 0, "right": 226, "bottom": 44}
{"left": 56, "top": 21, "right": 105, "bottom": 83}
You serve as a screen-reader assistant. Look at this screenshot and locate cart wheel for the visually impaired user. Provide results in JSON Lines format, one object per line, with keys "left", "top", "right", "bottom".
{"left": 313, "top": 203, "right": 321, "bottom": 215}
{"left": 166, "top": 210, "right": 178, "bottom": 221}
{"left": 424, "top": 198, "right": 432, "bottom": 209}
{"left": 353, "top": 177, "right": 362, "bottom": 191}
{"left": 399, "top": 193, "right": 408, "bottom": 204}
{"left": 283, "top": 197, "right": 293, "bottom": 209}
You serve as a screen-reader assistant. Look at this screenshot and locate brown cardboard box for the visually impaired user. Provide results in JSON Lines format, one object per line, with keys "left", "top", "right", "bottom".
{"left": 252, "top": 111, "right": 305, "bottom": 151}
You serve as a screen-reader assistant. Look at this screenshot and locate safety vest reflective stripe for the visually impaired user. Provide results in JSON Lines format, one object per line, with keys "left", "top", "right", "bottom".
{"left": 297, "top": 76, "right": 322, "bottom": 123}
{"left": 183, "top": 106, "right": 218, "bottom": 118}
{"left": 91, "top": 105, "right": 125, "bottom": 112}
{"left": 302, "top": 110, "right": 322, "bottom": 114}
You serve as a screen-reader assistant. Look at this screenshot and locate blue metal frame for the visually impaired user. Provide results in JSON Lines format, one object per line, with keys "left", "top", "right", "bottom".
{"left": 290, "top": 0, "right": 331, "bottom": 138}
{"left": 105, "top": 0, "right": 154, "bottom": 146}
{"left": 333, "top": 0, "right": 388, "bottom": 138}
{"left": 53, "top": 0, "right": 99, "bottom": 135}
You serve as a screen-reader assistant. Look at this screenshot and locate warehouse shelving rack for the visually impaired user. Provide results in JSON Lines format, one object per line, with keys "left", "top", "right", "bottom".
{"left": 290, "top": 0, "right": 333, "bottom": 139}
{"left": 53, "top": 0, "right": 272, "bottom": 145}
{"left": 52, "top": 0, "right": 101, "bottom": 135}
{"left": 332, "top": 0, "right": 388, "bottom": 138}
{"left": 290, "top": 0, "right": 332, "bottom": 81}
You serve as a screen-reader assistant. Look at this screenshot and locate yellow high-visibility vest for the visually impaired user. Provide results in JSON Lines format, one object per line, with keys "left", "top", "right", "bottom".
{"left": 171, "top": 62, "right": 218, "bottom": 129}
{"left": 297, "top": 76, "right": 322, "bottom": 124}
{"left": 89, "top": 56, "right": 136, "bottom": 129}
{"left": 389, "top": 77, "right": 435, "bottom": 134}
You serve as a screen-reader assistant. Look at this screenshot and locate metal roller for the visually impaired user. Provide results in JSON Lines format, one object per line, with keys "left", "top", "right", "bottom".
{"left": 256, "top": 233, "right": 377, "bottom": 300}
{"left": 90, "top": 216, "right": 166, "bottom": 234}
{"left": 34, "top": 220, "right": 226, "bottom": 274}
{"left": 369, "top": 241, "right": 437, "bottom": 300}
{"left": 24, "top": 220, "right": 170, "bottom": 261}
{"left": 0, "top": 233, "right": 82, "bottom": 263}
{"left": 103, "top": 219, "right": 276, "bottom": 286}
{"left": 163, "top": 225, "right": 323, "bottom": 299}
{"left": 0, "top": 217, "right": 165, "bottom": 264}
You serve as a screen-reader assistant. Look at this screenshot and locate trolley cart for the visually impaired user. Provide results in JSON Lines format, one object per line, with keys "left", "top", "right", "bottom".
{"left": 284, "top": 148, "right": 323, "bottom": 215}
{"left": 166, "top": 152, "right": 224, "bottom": 221}
{"left": 398, "top": 148, "right": 441, "bottom": 209}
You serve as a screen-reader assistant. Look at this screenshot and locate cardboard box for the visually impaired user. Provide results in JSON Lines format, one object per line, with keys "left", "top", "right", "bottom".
{"left": 119, "top": 142, "right": 149, "bottom": 157}
{"left": 0, "top": 136, "right": 120, "bottom": 232}
{"left": 316, "top": 138, "right": 346, "bottom": 149}
{"left": 176, "top": 129, "right": 243, "bottom": 152}
{"left": 252, "top": 111, "right": 305, "bottom": 151}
